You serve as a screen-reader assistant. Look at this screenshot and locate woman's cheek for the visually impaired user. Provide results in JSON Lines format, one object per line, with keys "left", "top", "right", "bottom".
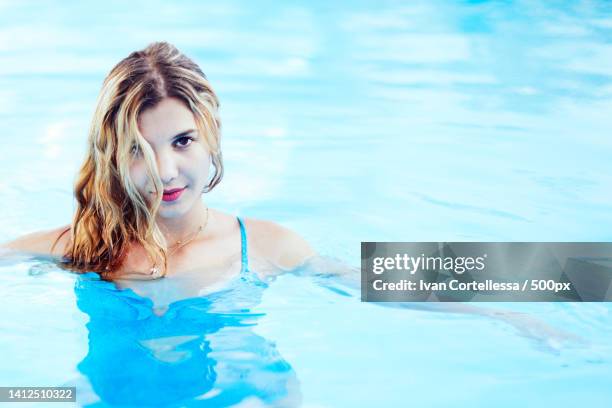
{"left": 191, "top": 144, "right": 212, "bottom": 176}
{"left": 128, "top": 161, "right": 148, "bottom": 196}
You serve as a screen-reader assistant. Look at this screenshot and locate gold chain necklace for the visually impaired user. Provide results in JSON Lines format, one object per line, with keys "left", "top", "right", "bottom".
{"left": 150, "top": 207, "right": 210, "bottom": 278}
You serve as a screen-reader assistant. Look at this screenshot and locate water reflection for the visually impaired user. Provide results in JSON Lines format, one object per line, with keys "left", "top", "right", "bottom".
{"left": 73, "top": 272, "right": 300, "bottom": 407}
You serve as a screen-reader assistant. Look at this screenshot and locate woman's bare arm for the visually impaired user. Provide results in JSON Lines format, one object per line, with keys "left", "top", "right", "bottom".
{"left": 290, "top": 255, "right": 583, "bottom": 351}
{"left": 0, "top": 226, "right": 70, "bottom": 257}
{"left": 246, "top": 219, "right": 317, "bottom": 275}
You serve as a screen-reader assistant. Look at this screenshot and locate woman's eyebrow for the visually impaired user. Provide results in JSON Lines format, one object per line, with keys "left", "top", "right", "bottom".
{"left": 171, "top": 129, "right": 196, "bottom": 139}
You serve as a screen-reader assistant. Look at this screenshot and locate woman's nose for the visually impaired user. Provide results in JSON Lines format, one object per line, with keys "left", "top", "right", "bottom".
{"left": 156, "top": 152, "right": 179, "bottom": 184}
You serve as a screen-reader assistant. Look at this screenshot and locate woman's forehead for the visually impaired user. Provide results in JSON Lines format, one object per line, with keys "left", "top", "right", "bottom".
{"left": 137, "top": 97, "right": 197, "bottom": 142}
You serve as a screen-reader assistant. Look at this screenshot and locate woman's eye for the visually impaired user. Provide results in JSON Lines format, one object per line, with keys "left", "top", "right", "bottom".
{"left": 130, "top": 145, "right": 141, "bottom": 156}
{"left": 174, "top": 136, "right": 193, "bottom": 148}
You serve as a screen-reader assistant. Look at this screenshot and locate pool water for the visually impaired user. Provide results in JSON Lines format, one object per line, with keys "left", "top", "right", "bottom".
{"left": 1, "top": 259, "right": 611, "bottom": 407}
{"left": 1, "top": 0, "right": 612, "bottom": 406}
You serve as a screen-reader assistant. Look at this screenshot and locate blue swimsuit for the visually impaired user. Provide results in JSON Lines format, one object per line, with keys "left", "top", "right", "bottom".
{"left": 73, "top": 216, "right": 296, "bottom": 407}
{"left": 237, "top": 216, "right": 249, "bottom": 273}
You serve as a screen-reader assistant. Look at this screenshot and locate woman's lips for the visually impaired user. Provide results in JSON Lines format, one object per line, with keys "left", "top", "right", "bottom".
{"left": 162, "top": 187, "right": 185, "bottom": 202}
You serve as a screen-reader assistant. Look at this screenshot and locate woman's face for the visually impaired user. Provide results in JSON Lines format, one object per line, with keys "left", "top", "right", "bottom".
{"left": 131, "top": 97, "right": 211, "bottom": 219}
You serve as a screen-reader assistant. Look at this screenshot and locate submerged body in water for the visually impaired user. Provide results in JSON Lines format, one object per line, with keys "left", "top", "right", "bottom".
{"left": 70, "top": 218, "right": 301, "bottom": 407}
{"left": 73, "top": 273, "right": 300, "bottom": 407}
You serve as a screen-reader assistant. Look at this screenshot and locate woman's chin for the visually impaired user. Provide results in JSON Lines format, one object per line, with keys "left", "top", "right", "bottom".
{"left": 156, "top": 204, "right": 187, "bottom": 220}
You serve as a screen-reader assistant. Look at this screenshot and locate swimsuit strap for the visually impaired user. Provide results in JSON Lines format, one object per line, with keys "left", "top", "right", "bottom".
{"left": 237, "top": 216, "right": 249, "bottom": 273}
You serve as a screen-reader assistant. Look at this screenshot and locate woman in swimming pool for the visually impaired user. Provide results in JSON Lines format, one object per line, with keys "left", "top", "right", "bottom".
{"left": 2, "top": 41, "right": 316, "bottom": 283}
{"left": 0, "top": 42, "right": 578, "bottom": 354}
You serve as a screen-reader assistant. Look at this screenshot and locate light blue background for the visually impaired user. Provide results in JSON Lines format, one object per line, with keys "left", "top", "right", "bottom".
{"left": 0, "top": 1, "right": 611, "bottom": 407}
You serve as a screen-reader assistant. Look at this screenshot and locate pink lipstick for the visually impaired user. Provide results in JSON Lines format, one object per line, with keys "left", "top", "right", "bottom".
{"left": 162, "top": 187, "right": 185, "bottom": 202}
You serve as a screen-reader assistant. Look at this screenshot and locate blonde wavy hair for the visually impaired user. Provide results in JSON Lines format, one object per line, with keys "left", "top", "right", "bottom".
{"left": 54, "top": 41, "right": 222, "bottom": 280}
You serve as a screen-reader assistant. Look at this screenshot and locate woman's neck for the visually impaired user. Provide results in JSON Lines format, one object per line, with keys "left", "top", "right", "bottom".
{"left": 155, "top": 201, "right": 210, "bottom": 246}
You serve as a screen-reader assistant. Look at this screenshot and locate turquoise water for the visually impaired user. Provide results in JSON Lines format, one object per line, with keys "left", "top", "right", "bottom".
{"left": 1, "top": 0, "right": 612, "bottom": 406}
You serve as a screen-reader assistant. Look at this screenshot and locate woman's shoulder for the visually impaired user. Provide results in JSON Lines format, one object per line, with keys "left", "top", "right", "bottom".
{"left": 1, "top": 225, "right": 71, "bottom": 257}
{"left": 240, "top": 216, "right": 317, "bottom": 271}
